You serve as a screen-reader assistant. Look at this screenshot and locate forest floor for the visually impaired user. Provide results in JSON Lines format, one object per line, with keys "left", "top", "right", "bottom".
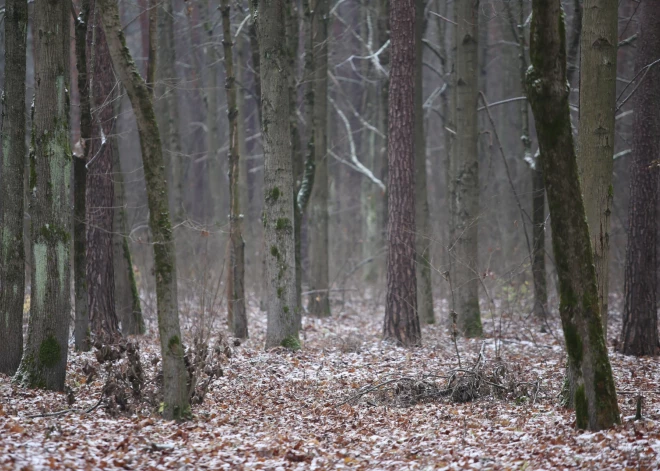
{"left": 1, "top": 295, "right": 659, "bottom": 470}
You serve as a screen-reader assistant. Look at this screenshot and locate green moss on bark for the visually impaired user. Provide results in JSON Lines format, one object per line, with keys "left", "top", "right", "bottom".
{"left": 280, "top": 335, "right": 300, "bottom": 350}
{"left": 38, "top": 335, "right": 61, "bottom": 368}
{"left": 575, "top": 383, "right": 588, "bottom": 430}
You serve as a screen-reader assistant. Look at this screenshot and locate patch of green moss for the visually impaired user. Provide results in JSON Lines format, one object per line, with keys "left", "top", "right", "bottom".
{"left": 277, "top": 287, "right": 283, "bottom": 299}
{"left": 39, "top": 335, "right": 61, "bottom": 368}
{"left": 267, "top": 187, "right": 281, "bottom": 202}
{"left": 270, "top": 246, "right": 280, "bottom": 258}
{"left": 283, "top": 305, "right": 289, "bottom": 313}
{"left": 563, "top": 322, "right": 583, "bottom": 365}
{"left": 275, "top": 218, "right": 291, "bottom": 231}
{"left": 280, "top": 335, "right": 300, "bottom": 351}
{"left": 37, "top": 224, "right": 70, "bottom": 245}
{"left": 168, "top": 335, "right": 180, "bottom": 352}
{"left": 574, "top": 383, "right": 588, "bottom": 430}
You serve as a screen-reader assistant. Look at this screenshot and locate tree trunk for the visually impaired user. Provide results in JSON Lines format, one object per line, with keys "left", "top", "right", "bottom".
{"left": 451, "top": 0, "right": 481, "bottom": 337}
{"left": 383, "top": 0, "right": 420, "bottom": 347}
{"left": 526, "top": 0, "right": 620, "bottom": 431}
{"left": 99, "top": 0, "right": 189, "bottom": 419}
{"left": 14, "top": 0, "right": 71, "bottom": 391}
{"left": 112, "top": 102, "right": 145, "bottom": 336}
{"left": 157, "top": 0, "right": 184, "bottom": 220}
{"left": 86, "top": 2, "right": 120, "bottom": 340}
{"left": 619, "top": 0, "right": 660, "bottom": 357}
{"left": 0, "top": 0, "right": 28, "bottom": 375}
{"left": 251, "top": 0, "right": 300, "bottom": 349}
{"left": 577, "top": 0, "right": 618, "bottom": 341}
{"left": 221, "top": 0, "right": 248, "bottom": 339}
{"left": 307, "top": 0, "right": 331, "bottom": 318}
{"left": 414, "top": 0, "right": 434, "bottom": 325}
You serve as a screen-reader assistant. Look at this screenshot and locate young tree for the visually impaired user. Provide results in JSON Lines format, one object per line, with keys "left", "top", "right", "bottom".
{"left": 414, "top": 0, "right": 434, "bottom": 325}
{"left": 576, "top": 0, "right": 618, "bottom": 339}
{"left": 221, "top": 0, "right": 248, "bottom": 339}
{"left": 451, "top": 0, "right": 481, "bottom": 337}
{"left": 14, "top": 0, "right": 71, "bottom": 390}
{"left": 383, "top": 0, "right": 421, "bottom": 347}
{"left": 0, "top": 0, "right": 28, "bottom": 375}
{"left": 99, "top": 0, "right": 189, "bottom": 419}
{"left": 86, "top": 2, "right": 120, "bottom": 340}
{"left": 619, "top": 0, "right": 660, "bottom": 357}
{"left": 307, "top": 0, "right": 331, "bottom": 318}
{"left": 526, "top": 0, "right": 620, "bottom": 430}
{"left": 251, "top": 0, "right": 300, "bottom": 349}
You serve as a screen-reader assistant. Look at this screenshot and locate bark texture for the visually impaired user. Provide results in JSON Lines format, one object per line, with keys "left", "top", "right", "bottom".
{"left": 14, "top": 0, "right": 71, "bottom": 391}
{"left": 99, "top": 0, "right": 189, "bottom": 419}
{"left": 307, "top": 0, "right": 331, "bottom": 318}
{"left": 0, "top": 0, "right": 28, "bottom": 375}
{"left": 451, "top": 0, "right": 481, "bottom": 337}
{"left": 526, "top": 0, "right": 620, "bottom": 431}
{"left": 414, "top": 0, "right": 434, "bottom": 325}
{"left": 383, "top": 0, "right": 421, "bottom": 347}
{"left": 619, "top": 0, "right": 660, "bottom": 357}
{"left": 86, "top": 2, "right": 120, "bottom": 340}
{"left": 221, "top": 0, "right": 248, "bottom": 339}
{"left": 251, "top": 0, "right": 300, "bottom": 349}
{"left": 577, "top": 0, "right": 618, "bottom": 339}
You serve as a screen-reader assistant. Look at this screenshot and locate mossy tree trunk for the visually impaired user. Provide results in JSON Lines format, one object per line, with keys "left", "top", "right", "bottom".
{"left": 251, "top": 0, "right": 300, "bottom": 350}
{"left": 99, "top": 0, "right": 189, "bottom": 419}
{"left": 221, "top": 0, "right": 248, "bottom": 339}
{"left": 619, "top": 0, "right": 660, "bottom": 357}
{"left": 307, "top": 0, "right": 331, "bottom": 318}
{"left": 14, "top": 0, "right": 71, "bottom": 391}
{"left": 414, "top": 0, "right": 434, "bottom": 325}
{"left": 0, "top": 0, "right": 28, "bottom": 375}
{"left": 383, "top": 0, "right": 421, "bottom": 347}
{"left": 526, "top": 0, "right": 620, "bottom": 431}
{"left": 86, "top": 1, "right": 120, "bottom": 341}
{"left": 156, "top": 0, "right": 184, "bottom": 221}
{"left": 576, "top": 0, "right": 618, "bottom": 341}
{"left": 451, "top": 0, "right": 481, "bottom": 337}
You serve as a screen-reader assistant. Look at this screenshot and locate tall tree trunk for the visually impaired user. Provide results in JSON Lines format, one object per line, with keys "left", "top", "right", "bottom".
{"left": 414, "top": 0, "right": 434, "bottom": 325}
{"left": 451, "top": 0, "right": 481, "bottom": 337}
{"left": 383, "top": 0, "right": 420, "bottom": 347}
{"left": 99, "top": 0, "right": 189, "bottom": 419}
{"left": 86, "top": 1, "right": 120, "bottom": 340}
{"left": 221, "top": 0, "right": 248, "bottom": 339}
{"left": 307, "top": 0, "right": 331, "bottom": 318}
{"left": 0, "top": 0, "right": 28, "bottom": 375}
{"left": 251, "top": 0, "right": 299, "bottom": 349}
{"left": 619, "top": 0, "right": 660, "bottom": 357}
{"left": 157, "top": 0, "right": 184, "bottom": 220}
{"left": 526, "top": 0, "right": 620, "bottom": 431}
{"left": 112, "top": 97, "right": 145, "bottom": 336}
{"left": 576, "top": 0, "right": 618, "bottom": 341}
{"left": 14, "top": 0, "right": 71, "bottom": 391}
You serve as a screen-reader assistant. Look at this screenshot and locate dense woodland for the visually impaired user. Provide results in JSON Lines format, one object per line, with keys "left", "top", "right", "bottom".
{"left": 1, "top": 0, "right": 660, "bottom": 468}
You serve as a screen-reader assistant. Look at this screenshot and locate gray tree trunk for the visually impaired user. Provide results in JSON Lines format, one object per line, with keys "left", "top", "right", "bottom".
{"left": 14, "top": 0, "right": 71, "bottom": 391}
{"left": 526, "top": 0, "right": 620, "bottom": 431}
{"left": 414, "top": 0, "right": 434, "bottom": 325}
{"left": 0, "top": 0, "right": 28, "bottom": 375}
{"left": 576, "top": 0, "right": 618, "bottom": 341}
{"left": 307, "top": 0, "right": 331, "bottom": 318}
{"left": 451, "top": 0, "right": 481, "bottom": 337}
{"left": 99, "top": 0, "right": 189, "bottom": 419}
{"left": 251, "top": 0, "right": 300, "bottom": 349}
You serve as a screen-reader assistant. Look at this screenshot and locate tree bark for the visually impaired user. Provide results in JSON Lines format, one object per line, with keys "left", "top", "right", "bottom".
{"left": 383, "top": 0, "right": 420, "bottom": 347}
{"left": 619, "top": 0, "right": 660, "bottom": 357}
{"left": 0, "top": 0, "right": 28, "bottom": 375}
{"left": 451, "top": 0, "right": 481, "bottom": 337}
{"left": 307, "top": 0, "right": 331, "bottom": 318}
{"left": 221, "top": 0, "right": 248, "bottom": 339}
{"left": 86, "top": 1, "right": 120, "bottom": 341}
{"left": 14, "top": 0, "right": 71, "bottom": 391}
{"left": 414, "top": 0, "right": 434, "bottom": 325}
{"left": 526, "top": 0, "right": 620, "bottom": 431}
{"left": 577, "top": 0, "right": 618, "bottom": 341}
{"left": 251, "top": 0, "right": 300, "bottom": 349}
{"left": 99, "top": 0, "right": 189, "bottom": 419}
